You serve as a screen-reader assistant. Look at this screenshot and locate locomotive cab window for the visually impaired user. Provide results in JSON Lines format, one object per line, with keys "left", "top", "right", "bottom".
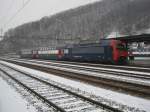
{"left": 116, "top": 43, "right": 127, "bottom": 51}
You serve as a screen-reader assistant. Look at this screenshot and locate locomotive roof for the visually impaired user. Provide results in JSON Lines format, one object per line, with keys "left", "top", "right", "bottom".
{"left": 63, "top": 39, "right": 112, "bottom": 48}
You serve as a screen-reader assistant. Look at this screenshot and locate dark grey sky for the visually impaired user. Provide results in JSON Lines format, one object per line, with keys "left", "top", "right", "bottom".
{"left": 0, "top": 0, "right": 100, "bottom": 34}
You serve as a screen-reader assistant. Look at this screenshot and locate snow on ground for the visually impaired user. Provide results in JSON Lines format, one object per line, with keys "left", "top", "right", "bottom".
{"left": 0, "top": 61, "right": 150, "bottom": 112}
{"left": 0, "top": 76, "right": 37, "bottom": 112}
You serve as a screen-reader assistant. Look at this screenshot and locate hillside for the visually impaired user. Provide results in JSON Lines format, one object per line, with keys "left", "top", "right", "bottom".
{"left": 1, "top": 0, "right": 150, "bottom": 53}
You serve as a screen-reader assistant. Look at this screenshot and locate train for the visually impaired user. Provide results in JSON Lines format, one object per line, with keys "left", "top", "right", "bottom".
{"left": 20, "top": 39, "right": 129, "bottom": 64}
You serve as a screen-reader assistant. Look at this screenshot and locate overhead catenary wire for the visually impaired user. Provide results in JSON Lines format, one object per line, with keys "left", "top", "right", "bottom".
{"left": 0, "top": 0, "right": 15, "bottom": 36}
{"left": 3, "top": 0, "right": 32, "bottom": 28}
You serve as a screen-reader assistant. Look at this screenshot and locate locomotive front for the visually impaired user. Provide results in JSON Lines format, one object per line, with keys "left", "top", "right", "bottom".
{"left": 111, "top": 40, "right": 128, "bottom": 64}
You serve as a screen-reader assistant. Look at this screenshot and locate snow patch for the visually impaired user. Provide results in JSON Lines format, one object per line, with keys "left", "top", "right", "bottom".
{"left": 0, "top": 76, "right": 37, "bottom": 112}
{"left": 0, "top": 61, "right": 150, "bottom": 112}
{"left": 106, "top": 31, "right": 128, "bottom": 38}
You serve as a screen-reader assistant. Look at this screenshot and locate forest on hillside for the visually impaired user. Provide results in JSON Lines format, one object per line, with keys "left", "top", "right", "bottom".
{"left": 1, "top": 0, "right": 150, "bottom": 53}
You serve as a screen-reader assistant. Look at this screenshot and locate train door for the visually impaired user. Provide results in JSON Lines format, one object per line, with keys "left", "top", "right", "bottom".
{"left": 105, "top": 46, "right": 113, "bottom": 62}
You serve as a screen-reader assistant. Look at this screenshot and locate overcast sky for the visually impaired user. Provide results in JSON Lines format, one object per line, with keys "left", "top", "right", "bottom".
{"left": 0, "top": 0, "right": 100, "bottom": 34}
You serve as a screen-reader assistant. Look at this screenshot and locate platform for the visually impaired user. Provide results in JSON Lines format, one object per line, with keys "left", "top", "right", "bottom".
{"left": 129, "top": 57, "right": 150, "bottom": 67}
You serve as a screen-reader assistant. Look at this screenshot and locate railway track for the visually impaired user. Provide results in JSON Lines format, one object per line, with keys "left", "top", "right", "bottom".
{"left": 0, "top": 63, "right": 123, "bottom": 112}
{"left": 1, "top": 59, "right": 150, "bottom": 99}
{"left": 5, "top": 57, "right": 150, "bottom": 75}
{"left": 3, "top": 58, "right": 150, "bottom": 80}
{"left": 1, "top": 58, "right": 150, "bottom": 99}
{"left": 49, "top": 60, "right": 150, "bottom": 73}
{"left": 29, "top": 59, "right": 150, "bottom": 73}
{"left": 19, "top": 58, "right": 150, "bottom": 80}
